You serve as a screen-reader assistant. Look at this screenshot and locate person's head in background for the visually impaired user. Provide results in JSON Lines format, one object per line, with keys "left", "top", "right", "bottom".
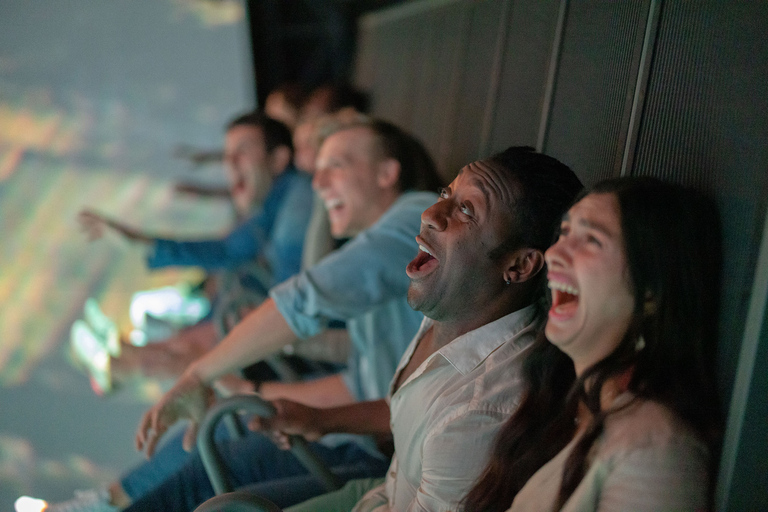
{"left": 299, "top": 83, "right": 371, "bottom": 122}
{"left": 463, "top": 177, "right": 723, "bottom": 512}
{"left": 263, "top": 82, "right": 305, "bottom": 131}
{"left": 313, "top": 119, "right": 443, "bottom": 238}
{"left": 224, "top": 111, "right": 293, "bottom": 216}
{"left": 293, "top": 111, "right": 369, "bottom": 174}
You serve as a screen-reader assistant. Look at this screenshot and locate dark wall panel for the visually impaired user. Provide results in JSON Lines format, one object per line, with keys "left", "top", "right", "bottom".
{"left": 357, "top": 14, "right": 425, "bottom": 127}
{"left": 357, "top": 0, "right": 561, "bottom": 178}
{"left": 633, "top": 1, "right": 768, "bottom": 405}
{"left": 356, "top": 1, "right": 472, "bottom": 178}
{"left": 489, "top": 0, "right": 561, "bottom": 154}
{"left": 404, "top": 2, "right": 469, "bottom": 173}
{"left": 544, "top": 0, "right": 649, "bottom": 185}
{"left": 443, "top": 0, "right": 506, "bottom": 174}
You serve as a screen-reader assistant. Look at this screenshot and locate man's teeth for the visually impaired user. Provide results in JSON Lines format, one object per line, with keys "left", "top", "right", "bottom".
{"left": 324, "top": 198, "right": 342, "bottom": 210}
{"left": 548, "top": 280, "right": 579, "bottom": 295}
{"left": 418, "top": 244, "right": 433, "bottom": 257}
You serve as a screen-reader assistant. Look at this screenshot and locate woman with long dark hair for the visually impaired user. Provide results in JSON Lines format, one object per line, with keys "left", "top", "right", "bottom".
{"left": 462, "top": 177, "right": 723, "bottom": 511}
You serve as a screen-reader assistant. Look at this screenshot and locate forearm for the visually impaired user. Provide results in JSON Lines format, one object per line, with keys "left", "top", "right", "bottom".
{"left": 315, "top": 399, "right": 391, "bottom": 437}
{"left": 105, "top": 217, "right": 153, "bottom": 244}
{"left": 260, "top": 374, "right": 355, "bottom": 408}
{"left": 188, "top": 298, "right": 298, "bottom": 384}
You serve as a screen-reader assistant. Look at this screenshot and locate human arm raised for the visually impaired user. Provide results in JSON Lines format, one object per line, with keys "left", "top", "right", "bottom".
{"left": 78, "top": 209, "right": 153, "bottom": 244}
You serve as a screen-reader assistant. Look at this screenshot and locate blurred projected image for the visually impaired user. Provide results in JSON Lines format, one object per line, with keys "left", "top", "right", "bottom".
{"left": 0, "top": 0, "right": 251, "bottom": 508}
{"left": 70, "top": 289, "right": 210, "bottom": 396}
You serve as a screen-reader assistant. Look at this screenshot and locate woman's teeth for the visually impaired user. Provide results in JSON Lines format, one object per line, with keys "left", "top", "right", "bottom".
{"left": 418, "top": 244, "right": 433, "bottom": 256}
{"left": 547, "top": 280, "right": 579, "bottom": 295}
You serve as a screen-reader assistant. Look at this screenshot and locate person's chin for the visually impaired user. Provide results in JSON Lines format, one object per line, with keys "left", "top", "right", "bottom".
{"left": 407, "top": 282, "right": 440, "bottom": 313}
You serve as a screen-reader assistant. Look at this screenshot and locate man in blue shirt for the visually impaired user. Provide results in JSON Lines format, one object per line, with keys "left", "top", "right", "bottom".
{"left": 79, "top": 111, "right": 313, "bottom": 287}
{"left": 72, "top": 113, "right": 314, "bottom": 391}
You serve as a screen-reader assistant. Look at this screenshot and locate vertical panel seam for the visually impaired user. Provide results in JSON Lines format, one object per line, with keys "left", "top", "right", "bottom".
{"left": 478, "top": 0, "right": 513, "bottom": 158}
{"left": 619, "top": 0, "right": 663, "bottom": 177}
{"left": 717, "top": 203, "right": 768, "bottom": 511}
{"left": 436, "top": 2, "right": 472, "bottom": 174}
{"left": 536, "top": 0, "right": 569, "bottom": 152}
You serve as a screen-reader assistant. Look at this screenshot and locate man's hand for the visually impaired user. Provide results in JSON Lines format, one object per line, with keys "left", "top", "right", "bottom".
{"left": 77, "top": 209, "right": 152, "bottom": 244}
{"left": 248, "top": 399, "right": 325, "bottom": 450}
{"left": 135, "top": 372, "right": 215, "bottom": 458}
{"left": 77, "top": 210, "right": 111, "bottom": 241}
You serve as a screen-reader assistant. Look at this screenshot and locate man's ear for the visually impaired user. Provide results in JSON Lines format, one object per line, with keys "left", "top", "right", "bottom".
{"left": 376, "top": 158, "right": 401, "bottom": 189}
{"left": 268, "top": 145, "right": 292, "bottom": 176}
{"left": 503, "top": 248, "right": 545, "bottom": 284}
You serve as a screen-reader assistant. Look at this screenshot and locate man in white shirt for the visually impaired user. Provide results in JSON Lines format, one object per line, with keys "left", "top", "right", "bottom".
{"left": 259, "top": 147, "right": 582, "bottom": 512}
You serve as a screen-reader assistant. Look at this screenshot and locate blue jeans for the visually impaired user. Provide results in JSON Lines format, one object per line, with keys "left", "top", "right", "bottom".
{"left": 123, "top": 429, "right": 389, "bottom": 512}
{"left": 120, "top": 420, "right": 234, "bottom": 500}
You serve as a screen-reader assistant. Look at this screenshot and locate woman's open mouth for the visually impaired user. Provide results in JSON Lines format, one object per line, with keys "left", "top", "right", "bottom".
{"left": 548, "top": 278, "right": 579, "bottom": 320}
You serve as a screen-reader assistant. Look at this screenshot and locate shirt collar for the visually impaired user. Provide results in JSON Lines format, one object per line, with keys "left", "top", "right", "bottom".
{"left": 437, "top": 304, "right": 541, "bottom": 375}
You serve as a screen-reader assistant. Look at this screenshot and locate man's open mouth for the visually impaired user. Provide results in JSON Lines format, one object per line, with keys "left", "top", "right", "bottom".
{"left": 406, "top": 242, "right": 439, "bottom": 278}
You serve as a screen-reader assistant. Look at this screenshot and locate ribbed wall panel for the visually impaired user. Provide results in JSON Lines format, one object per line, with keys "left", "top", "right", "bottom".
{"left": 355, "top": 0, "right": 471, "bottom": 177}
{"left": 443, "top": 0, "right": 507, "bottom": 174}
{"left": 543, "top": 0, "right": 649, "bottom": 185}
{"left": 489, "top": 0, "right": 562, "bottom": 155}
{"left": 634, "top": 5, "right": 768, "bottom": 507}
{"left": 634, "top": 1, "right": 768, "bottom": 401}
{"left": 403, "top": 3, "right": 468, "bottom": 173}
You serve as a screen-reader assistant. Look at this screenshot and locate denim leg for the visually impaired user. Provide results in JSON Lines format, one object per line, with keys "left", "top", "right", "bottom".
{"left": 120, "top": 420, "right": 235, "bottom": 500}
{"left": 124, "top": 432, "right": 388, "bottom": 512}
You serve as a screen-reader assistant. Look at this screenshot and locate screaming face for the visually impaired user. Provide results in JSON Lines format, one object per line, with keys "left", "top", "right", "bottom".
{"left": 544, "top": 192, "right": 636, "bottom": 375}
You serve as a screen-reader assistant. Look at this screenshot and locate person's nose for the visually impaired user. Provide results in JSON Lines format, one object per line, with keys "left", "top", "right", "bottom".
{"left": 312, "top": 166, "right": 328, "bottom": 191}
{"left": 544, "top": 236, "right": 571, "bottom": 270}
{"left": 421, "top": 200, "right": 448, "bottom": 231}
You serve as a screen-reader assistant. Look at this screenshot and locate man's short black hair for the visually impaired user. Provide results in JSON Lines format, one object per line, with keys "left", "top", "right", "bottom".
{"left": 226, "top": 110, "right": 294, "bottom": 155}
{"left": 487, "top": 146, "right": 583, "bottom": 258}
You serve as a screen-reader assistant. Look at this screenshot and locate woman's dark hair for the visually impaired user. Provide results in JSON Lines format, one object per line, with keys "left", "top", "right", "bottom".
{"left": 462, "top": 177, "right": 723, "bottom": 512}
{"left": 226, "top": 110, "right": 294, "bottom": 155}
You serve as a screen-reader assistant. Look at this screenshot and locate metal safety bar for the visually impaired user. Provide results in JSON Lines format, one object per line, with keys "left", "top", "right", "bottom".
{"left": 197, "top": 395, "right": 342, "bottom": 496}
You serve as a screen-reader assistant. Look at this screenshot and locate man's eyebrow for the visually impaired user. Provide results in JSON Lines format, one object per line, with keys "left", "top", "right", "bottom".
{"left": 469, "top": 177, "right": 491, "bottom": 209}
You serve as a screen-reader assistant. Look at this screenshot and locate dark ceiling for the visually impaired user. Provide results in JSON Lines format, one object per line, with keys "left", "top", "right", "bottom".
{"left": 246, "top": 0, "right": 411, "bottom": 104}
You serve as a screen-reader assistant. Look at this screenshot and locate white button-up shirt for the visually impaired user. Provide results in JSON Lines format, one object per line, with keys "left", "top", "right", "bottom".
{"left": 352, "top": 305, "right": 541, "bottom": 512}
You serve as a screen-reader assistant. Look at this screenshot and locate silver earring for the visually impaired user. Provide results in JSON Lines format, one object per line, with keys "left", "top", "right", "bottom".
{"left": 635, "top": 335, "right": 646, "bottom": 352}
{"left": 505, "top": 278, "right": 511, "bottom": 285}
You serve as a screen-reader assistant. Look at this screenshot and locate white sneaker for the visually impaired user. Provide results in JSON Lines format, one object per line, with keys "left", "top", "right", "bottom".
{"left": 15, "top": 490, "right": 117, "bottom": 512}
{"left": 83, "top": 298, "right": 121, "bottom": 357}
{"left": 70, "top": 320, "right": 112, "bottom": 395}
